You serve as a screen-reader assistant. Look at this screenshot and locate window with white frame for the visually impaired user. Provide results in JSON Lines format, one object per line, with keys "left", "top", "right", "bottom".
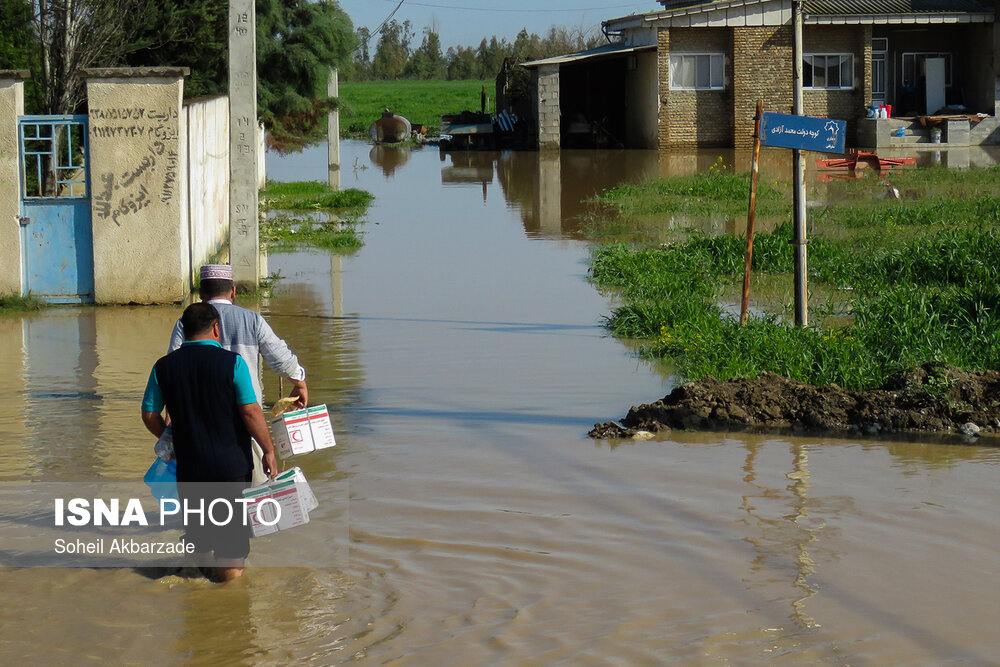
{"left": 669, "top": 53, "right": 725, "bottom": 90}
{"left": 803, "top": 53, "right": 854, "bottom": 90}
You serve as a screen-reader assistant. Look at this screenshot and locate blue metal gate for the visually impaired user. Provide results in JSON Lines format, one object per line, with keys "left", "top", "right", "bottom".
{"left": 18, "top": 115, "right": 93, "bottom": 303}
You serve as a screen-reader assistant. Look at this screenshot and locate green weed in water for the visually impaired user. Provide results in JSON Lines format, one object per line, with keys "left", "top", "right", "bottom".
{"left": 260, "top": 181, "right": 373, "bottom": 211}
{"left": 0, "top": 294, "right": 48, "bottom": 312}
{"left": 597, "top": 167, "right": 785, "bottom": 222}
{"left": 261, "top": 215, "right": 364, "bottom": 252}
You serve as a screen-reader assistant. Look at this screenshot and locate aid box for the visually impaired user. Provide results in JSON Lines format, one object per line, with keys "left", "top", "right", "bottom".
{"left": 306, "top": 405, "right": 337, "bottom": 451}
{"left": 274, "top": 466, "right": 318, "bottom": 511}
{"left": 242, "top": 468, "right": 316, "bottom": 537}
{"left": 269, "top": 407, "right": 314, "bottom": 458}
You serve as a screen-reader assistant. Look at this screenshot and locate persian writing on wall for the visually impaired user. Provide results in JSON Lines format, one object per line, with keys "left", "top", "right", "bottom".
{"left": 89, "top": 105, "right": 180, "bottom": 226}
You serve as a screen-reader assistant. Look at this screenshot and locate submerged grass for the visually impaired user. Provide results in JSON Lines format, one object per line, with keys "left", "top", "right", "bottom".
{"left": 0, "top": 294, "right": 48, "bottom": 312}
{"left": 259, "top": 180, "right": 373, "bottom": 252}
{"left": 598, "top": 159, "right": 786, "bottom": 222}
{"left": 261, "top": 215, "right": 365, "bottom": 252}
{"left": 260, "top": 181, "right": 374, "bottom": 211}
{"left": 589, "top": 165, "right": 1000, "bottom": 390}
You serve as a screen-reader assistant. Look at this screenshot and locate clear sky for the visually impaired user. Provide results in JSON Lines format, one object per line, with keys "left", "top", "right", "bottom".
{"left": 338, "top": 1, "right": 659, "bottom": 50}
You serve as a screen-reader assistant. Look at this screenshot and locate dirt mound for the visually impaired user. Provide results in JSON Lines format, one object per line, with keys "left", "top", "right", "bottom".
{"left": 590, "top": 363, "right": 1000, "bottom": 439}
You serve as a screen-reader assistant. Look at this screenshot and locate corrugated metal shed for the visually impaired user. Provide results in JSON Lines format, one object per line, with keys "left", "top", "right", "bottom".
{"left": 655, "top": 0, "right": 994, "bottom": 13}
{"left": 804, "top": 0, "right": 993, "bottom": 14}
{"left": 522, "top": 43, "right": 655, "bottom": 69}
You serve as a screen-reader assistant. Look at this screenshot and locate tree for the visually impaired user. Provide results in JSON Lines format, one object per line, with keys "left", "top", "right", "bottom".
{"left": 371, "top": 19, "right": 413, "bottom": 80}
{"left": 256, "top": 0, "right": 357, "bottom": 150}
{"left": 29, "top": 0, "right": 152, "bottom": 115}
{"left": 0, "top": 0, "right": 41, "bottom": 109}
{"left": 406, "top": 28, "right": 444, "bottom": 80}
{"left": 511, "top": 28, "right": 541, "bottom": 63}
{"left": 476, "top": 36, "right": 510, "bottom": 79}
{"left": 445, "top": 46, "right": 478, "bottom": 81}
{"left": 351, "top": 26, "right": 372, "bottom": 80}
{"left": 126, "top": 1, "right": 229, "bottom": 99}
{"left": 129, "top": 0, "right": 357, "bottom": 151}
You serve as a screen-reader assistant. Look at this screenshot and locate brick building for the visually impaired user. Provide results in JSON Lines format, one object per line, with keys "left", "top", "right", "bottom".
{"left": 522, "top": 0, "right": 1000, "bottom": 149}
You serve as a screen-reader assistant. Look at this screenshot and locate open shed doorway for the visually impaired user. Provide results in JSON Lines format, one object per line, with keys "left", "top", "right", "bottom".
{"left": 559, "top": 57, "right": 627, "bottom": 149}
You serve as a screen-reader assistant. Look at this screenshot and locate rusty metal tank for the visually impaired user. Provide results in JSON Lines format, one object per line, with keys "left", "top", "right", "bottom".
{"left": 369, "top": 110, "right": 412, "bottom": 143}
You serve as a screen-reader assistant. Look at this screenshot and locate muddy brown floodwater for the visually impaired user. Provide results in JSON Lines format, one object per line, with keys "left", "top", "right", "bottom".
{"left": 1, "top": 142, "right": 999, "bottom": 664}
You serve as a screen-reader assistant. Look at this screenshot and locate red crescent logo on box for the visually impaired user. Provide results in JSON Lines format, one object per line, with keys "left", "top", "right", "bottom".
{"left": 291, "top": 431, "right": 303, "bottom": 443}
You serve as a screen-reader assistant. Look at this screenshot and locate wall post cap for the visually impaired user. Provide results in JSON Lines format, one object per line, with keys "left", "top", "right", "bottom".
{"left": 0, "top": 70, "right": 31, "bottom": 80}
{"left": 83, "top": 67, "right": 191, "bottom": 79}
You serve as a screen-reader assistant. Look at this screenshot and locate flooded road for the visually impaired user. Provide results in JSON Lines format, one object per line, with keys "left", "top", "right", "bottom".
{"left": 1, "top": 141, "right": 999, "bottom": 664}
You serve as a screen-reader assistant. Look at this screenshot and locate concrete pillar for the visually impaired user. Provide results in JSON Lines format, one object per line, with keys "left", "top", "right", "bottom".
{"left": 0, "top": 71, "right": 26, "bottom": 296}
{"left": 328, "top": 68, "right": 340, "bottom": 190}
{"left": 84, "top": 67, "right": 189, "bottom": 304}
{"left": 657, "top": 27, "right": 670, "bottom": 150}
{"left": 229, "top": 0, "right": 259, "bottom": 289}
{"left": 537, "top": 64, "right": 561, "bottom": 150}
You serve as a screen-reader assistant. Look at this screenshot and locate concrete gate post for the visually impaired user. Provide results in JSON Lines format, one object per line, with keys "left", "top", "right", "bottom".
{"left": 0, "top": 70, "right": 27, "bottom": 296}
{"left": 537, "top": 65, "right": 561, "bottom": 150}
{"left": 84, "top": 67, "right": 189, "bottom": 304}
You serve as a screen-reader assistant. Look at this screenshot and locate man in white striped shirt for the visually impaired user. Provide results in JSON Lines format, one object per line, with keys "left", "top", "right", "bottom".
{"left": 168, "top": 264, "right": 308, "bottom": 482}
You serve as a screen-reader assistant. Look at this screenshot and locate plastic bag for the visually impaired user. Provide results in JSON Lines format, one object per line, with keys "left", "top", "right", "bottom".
{"left": 154, "top": 425, "right": 175, "bottom": 462}
{"left": 143, "top": 458, "right": 178, "bottom": 502}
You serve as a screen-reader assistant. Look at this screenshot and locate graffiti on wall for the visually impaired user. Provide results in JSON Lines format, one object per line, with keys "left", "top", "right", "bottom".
{"left": 90, "top": 106, "right": 180, "bottom": 225}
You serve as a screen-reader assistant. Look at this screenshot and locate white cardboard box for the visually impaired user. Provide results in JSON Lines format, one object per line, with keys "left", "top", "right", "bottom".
{"left": 269, "top": 404, "right": 336, "bottom": 459}
{"left": 242, "top": 475, "right": 311, "bottom": 538}
{"left": 274, "top": 466, "right": 318, "bottom": 512}
{"left": 307, "top": 405, "right": 337, "bottom": 451}
{"left": 269, "top": 408, "right": 315, "bottom": 459}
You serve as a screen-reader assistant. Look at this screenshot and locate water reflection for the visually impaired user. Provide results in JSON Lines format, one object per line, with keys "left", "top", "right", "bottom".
{"left": 435, "top": 149, "right": 667, "bottom": 239}
{"left": 740, "top": 437, "right": 822, "bottom": 630}
{"left": 368, "top": 144, "right": 412, "bottom": 177}
{"left": 0, "top": 307, "right": 190, "bottom": 481}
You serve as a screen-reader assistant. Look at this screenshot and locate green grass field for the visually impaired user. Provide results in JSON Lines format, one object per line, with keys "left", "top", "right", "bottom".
{"left": 589, "top": 165, "right": 1000, "bottom": 390}
{"left": 338, "top": 80, "right": 492, "bottom": 136}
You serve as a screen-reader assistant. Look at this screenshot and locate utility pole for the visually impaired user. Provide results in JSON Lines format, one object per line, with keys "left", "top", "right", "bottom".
{"left": 792, "top": 0, "right": 808, "bottom": 326}
{"left": 328, "top": 68, "right": 340, "bottom": 191}
{"left": 229, "top": 0, "right": 259, "bottom": 290}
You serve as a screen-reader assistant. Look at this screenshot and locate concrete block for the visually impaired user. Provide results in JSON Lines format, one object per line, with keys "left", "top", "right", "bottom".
{"left": 945, "top": 118, "right": 970, "bottom": 146}
{"left": 85, "top": 68, "right": 189, "bottom": 304}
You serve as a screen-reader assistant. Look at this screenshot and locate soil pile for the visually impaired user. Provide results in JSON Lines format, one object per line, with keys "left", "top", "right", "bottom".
{"left": 590, "top": 363, "right": 1000, "bottom": 439}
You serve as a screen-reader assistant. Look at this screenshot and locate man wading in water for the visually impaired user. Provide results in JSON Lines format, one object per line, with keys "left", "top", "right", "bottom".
{"left": 169, "top": 264, "right": 308, "bottom": 484}
{"left": 142, "top": 302, "right": 278, "bottom": 581}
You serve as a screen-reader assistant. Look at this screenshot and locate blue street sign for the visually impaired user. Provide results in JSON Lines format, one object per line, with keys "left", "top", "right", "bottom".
{"left": 758, "top": 112, "right": 846, "bottom": 154}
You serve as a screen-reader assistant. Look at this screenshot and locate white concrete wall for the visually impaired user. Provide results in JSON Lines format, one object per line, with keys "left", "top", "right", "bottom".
{"left": 625, "top": 51, "right": 659, "bottom": 149}
{"left": 185, "top": 95, "right": 230, "bottom": 286}
{"left": 0, "top": 74, "right": 25, "bottom": 295}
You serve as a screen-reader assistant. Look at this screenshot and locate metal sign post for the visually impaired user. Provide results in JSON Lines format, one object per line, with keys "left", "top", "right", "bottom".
{"left": 792, "top": 0, "right": 807, "bottom": 327}
{"left": 755, "top": 106, "right": 846, "bottom": 326}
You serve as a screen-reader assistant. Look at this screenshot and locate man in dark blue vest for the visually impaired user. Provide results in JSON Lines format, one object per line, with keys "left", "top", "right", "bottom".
{"left": 141, "top": 302, "right": 278, "bottom": 581}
